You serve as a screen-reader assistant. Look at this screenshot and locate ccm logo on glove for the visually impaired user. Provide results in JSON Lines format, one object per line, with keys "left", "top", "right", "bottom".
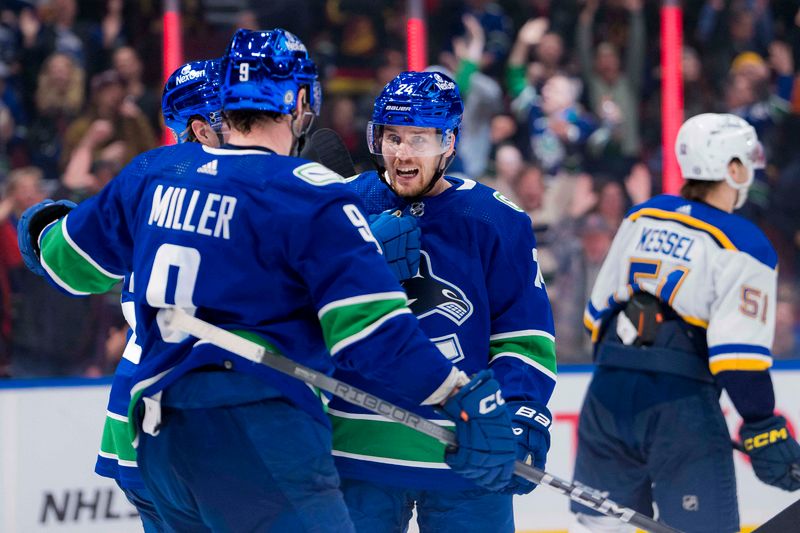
{"left": 479, "top": 390, "right": 506, "bottom": 414}
{"left": 744, "top": 428, "right": 789, "bottom": 451}
{"left": 513, "top": 405, "right": 552, "bottom": 428}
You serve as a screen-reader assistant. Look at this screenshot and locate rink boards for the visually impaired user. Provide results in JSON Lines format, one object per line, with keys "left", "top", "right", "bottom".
{"left": 2, "top": 364, "right": 799, "bottom": 532}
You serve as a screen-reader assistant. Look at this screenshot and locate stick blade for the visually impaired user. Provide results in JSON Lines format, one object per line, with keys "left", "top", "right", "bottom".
{"left": 300, "top": 128, "right": 357, "bottom": 178}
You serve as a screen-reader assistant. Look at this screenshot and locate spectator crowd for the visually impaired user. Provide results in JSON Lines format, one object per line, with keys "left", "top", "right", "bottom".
{"left": 1, "top": 0, "right": 800, "bottom": 377}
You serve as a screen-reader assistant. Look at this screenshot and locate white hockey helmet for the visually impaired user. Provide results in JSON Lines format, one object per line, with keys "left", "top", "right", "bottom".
{"left": 675, "top": 113, "right": 764, "bottom": 209}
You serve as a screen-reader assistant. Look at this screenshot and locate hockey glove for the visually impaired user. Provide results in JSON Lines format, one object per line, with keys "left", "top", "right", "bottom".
{"left": 369, "top": 211, "right": 421, "bottom": 281}
{"left": 440, "top": 370, "right": 516, "bottom": 491}
{"left": 740, "top": 415, "right": 800, "bottom": 491}
{"left": 17, "top": 199, "right": 76, "bottom": 277}
{"left": 502, "top": 401, "right": 552, "bottom": 495}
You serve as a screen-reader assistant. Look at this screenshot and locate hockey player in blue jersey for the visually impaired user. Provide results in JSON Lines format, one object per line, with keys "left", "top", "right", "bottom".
{"left": 92, "top": 58, "right": 225, "bottom": 533}
{"left": 17, "top": 29, "right": 518, "bottom": 532}
{"left": 331, "top": 71, "right": 557, "bottom": 532}
{"left": 572, "top": 113, "right": 800, "bottom": 533}
{"left": 161, "top": 58, "right": 227, "bottom": 147}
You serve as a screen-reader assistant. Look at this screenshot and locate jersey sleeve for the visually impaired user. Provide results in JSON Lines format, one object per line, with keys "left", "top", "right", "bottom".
{"left": 286, "top": 187, "right": 456, "bottom": 405}
{"left": 39, "top": 155, "right": 150, "bottom": 295}
{"left": 708, "top": 248, "right": 777, "bottom": 421}
{"left": 583, "top": 218, "right": 635, "bottom": 341}
{"left": 486, "top": 211, "right": 557, "bottom": 405}
{"left": 707, "top": 249, "right": 775, "bottom": 375}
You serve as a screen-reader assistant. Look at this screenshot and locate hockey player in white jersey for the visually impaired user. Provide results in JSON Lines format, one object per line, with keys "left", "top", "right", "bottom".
{"left": 573, "top": 113, "right": 800, "bottom": 533}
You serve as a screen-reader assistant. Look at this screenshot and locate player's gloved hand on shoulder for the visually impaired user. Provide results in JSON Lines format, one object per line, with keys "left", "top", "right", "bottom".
{"left": 369, "top": 210, "right": 420, "bottom": 281}
{"left": 440, "top": 369, "right": 516, "bottom": 491}
{"left": 502, "top": 401, "right": 552, "bottom": 495}
{"left": 17, "top": 199, "right": 76, "bottom": 277}
{"left": 740, "top": 414, "right": 800, "bottom": 491}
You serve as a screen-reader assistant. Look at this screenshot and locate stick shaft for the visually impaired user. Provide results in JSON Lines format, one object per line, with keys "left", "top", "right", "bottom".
{"left": 162, "top": 309, "right": 681, "bottom": 533}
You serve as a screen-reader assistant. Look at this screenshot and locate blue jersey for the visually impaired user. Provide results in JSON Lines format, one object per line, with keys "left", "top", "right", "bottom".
{"left": 95, "top": 278, "right": 145, "bottom": 488}
{"left": 330, "top": 171, "right": 557, "bottom": 490}
{"left": 38, "top": 144, "right": 458, "bottom": 436}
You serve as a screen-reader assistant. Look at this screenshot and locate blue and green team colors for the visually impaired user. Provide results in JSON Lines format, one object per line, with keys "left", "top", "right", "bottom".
{"left": 330, "top": 171, "right": 557, "bottom": 491}
{"left": 36, "top": 143, "right": 461, "bottom": 465}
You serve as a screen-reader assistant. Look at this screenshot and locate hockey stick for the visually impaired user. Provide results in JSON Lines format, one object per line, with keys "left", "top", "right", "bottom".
{"left": 300, "top": 128, "right": 358, "bottom": 178}
{"left": 732, "top": 439, "right": 800, "bottom": 532}
{"left": 162, "top": 309, "right": 681, "bottom": 533}
{"left": 752, "top": 497, "right": 800, "bottom": 532}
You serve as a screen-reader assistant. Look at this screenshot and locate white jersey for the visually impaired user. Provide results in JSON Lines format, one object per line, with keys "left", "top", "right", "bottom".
{"left": 584, "top": 194, "right": 776, "bottom": 376}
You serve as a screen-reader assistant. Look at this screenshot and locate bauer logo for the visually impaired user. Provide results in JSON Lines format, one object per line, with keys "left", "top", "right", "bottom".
{"left": 175, "top": 68, "right": 205, "bottom": 85}
{"left": 385, "top": 105, "right": 411, "bottom": 112}
{"left": 403, "top": 250, "right": 474, "bottom": 325}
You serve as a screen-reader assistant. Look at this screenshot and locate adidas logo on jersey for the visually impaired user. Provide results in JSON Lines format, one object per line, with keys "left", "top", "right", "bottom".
{"left": 677, "top": 204, "right": 692, "bottom": 215}
{"left": 197, "top": 159, "right": 218, "bottom": 176}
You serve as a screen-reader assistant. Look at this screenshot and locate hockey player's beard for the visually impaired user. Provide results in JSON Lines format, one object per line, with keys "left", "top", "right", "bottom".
{"left": 386, "top": 154, "right": 449, "bottom": 199}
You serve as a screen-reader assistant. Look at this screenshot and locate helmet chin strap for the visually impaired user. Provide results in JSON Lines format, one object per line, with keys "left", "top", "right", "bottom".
{"left": 290, "top": 110, "right": 315, "bottom": 157}
{"left": 724, "top": 167, "right": 754, "bottom": 210}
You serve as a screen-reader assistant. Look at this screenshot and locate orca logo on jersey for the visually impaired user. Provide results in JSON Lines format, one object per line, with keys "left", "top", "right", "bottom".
{"left": 402, "top": 251, "right": 473, "bottom": 325}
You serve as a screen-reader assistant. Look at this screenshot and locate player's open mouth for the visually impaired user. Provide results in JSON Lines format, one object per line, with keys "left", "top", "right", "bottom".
{"left": 396, "top": 167, "right": 419, "bottom": 178}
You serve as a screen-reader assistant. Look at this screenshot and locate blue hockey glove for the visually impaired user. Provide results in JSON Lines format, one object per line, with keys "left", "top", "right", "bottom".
{"left": 368, "top": 211, "right": 420, "bottom": 281}
{"left": 17, "top": 199, "right": 76, "bottom": 277}
{"left": 740, "top": 415, "right": 800, "bottom": 491}
{"left": 440, "top": 370, "right": 516, "bottom": 491}
{"left": 502, "top": 401, "right": 552, "bottom": 495}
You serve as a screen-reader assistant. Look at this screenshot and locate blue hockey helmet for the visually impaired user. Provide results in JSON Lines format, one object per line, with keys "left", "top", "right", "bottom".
{"left": 221, "top": 28, "right": 321, "bottom": 116}
{"left": 162, "top": 59, "right": 223, "bottom": 143}
{"left": 367, "top": 71, "right": 463, "bottom": 157}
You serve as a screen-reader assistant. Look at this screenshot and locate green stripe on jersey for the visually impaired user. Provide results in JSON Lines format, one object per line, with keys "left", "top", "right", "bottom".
{"left": 40, "top": 219, "right": 121, "bottom": 294}
{"left": 331, "top": 412, "right": 452, "bottom": 465}
{"left": 489, "top": 333, "right": 557, "bottom": 377}
{"left": 99, "top": 416, "right": 137, "bottom": 463}
{"left": 319, "top": 295, "right": 410, "bottom": 355}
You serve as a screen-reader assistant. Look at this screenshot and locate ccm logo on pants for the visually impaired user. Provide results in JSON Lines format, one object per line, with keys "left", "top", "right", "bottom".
{"left": 479, "top": 391, "right": 506, "bottom": 414}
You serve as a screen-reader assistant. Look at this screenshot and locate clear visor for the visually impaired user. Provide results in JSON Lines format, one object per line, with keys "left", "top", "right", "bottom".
{"left": 367, "top": 122, "right": 454, "bottom": 157}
